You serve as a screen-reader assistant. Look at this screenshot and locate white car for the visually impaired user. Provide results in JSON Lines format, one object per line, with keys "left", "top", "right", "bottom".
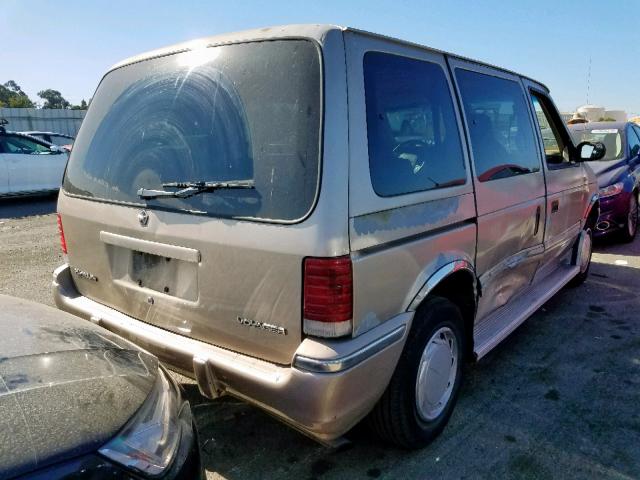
{"left": 21, "top": 131, "right": 74, "bottom": 151}
{"left": 0, "top": 131, "right": 68, "bottom": 196}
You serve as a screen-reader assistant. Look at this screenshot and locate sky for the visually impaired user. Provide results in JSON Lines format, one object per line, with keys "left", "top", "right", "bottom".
{"left": 2, "top": 0, "right": 639, "bottom": 115}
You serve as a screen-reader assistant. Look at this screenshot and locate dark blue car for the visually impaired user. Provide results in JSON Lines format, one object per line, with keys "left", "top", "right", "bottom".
{"left": 0, "top": 295, "right": 203, "bottom": 480}
{"left": 570, "top": 121, "right": 640, "bottom": 242}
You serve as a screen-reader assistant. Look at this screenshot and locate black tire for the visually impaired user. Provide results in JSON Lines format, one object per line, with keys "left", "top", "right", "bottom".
{"left": 368, "top": 296, "right": 466, "bottom": 449}
{"left": 619, "top": 192, "right": 638, "bottom": 243}
{"left": 569, "top": 227, "right": 592, "bottom": 287}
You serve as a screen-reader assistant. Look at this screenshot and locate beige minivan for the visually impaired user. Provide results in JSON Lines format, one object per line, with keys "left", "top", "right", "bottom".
{"left": 53, "top": 25, "right": 605, "bottom": 448}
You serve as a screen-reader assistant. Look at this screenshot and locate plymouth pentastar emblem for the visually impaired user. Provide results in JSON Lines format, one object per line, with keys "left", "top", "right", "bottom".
{"left": 138, "top": 210, "right": 149, "bottom": 227}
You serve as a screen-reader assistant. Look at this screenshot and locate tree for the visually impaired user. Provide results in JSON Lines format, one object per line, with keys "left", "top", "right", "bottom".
{"left": 37, "top": 89, "right": 70, "bottom": 109}
{"left": 71, "top": 99, "right": 88, "bottom": 110}
{"left": 0, "top": 80, "right": 35, "bottom": 108}
{"left": 7, "top": 95, "right": 33, "bottom": 108}
{"left": 5, "top": 80, "right": 24, "bottom": 94}
{"left": 598, "top": 117, "right": 617, "bottom": 122}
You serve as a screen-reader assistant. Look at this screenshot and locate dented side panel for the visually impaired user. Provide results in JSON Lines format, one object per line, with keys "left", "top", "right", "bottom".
{"left": 351, "top": 221, "right": 477, "bottom": 336}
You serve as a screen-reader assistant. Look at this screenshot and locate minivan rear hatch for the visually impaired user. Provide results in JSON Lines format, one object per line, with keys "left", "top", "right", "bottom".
{"left": 60, "top": 39, "right": 322, "bottom": 365}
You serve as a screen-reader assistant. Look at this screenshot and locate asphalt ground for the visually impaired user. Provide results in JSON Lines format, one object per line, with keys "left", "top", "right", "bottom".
{"left": 1, "top": 195, "right": 638, "bottom": 480}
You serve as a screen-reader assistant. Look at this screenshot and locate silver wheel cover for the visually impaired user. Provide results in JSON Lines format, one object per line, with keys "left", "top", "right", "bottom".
{"left": 415, "top": 326, "right": 459, "bottom": 421}
{"left": 579, "top": 229, "right": 592, "bottom": 274}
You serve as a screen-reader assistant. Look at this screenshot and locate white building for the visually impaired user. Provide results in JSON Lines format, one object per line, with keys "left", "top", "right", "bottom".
{"left": 573, "top": 104, "right": 627, "bottom": 122}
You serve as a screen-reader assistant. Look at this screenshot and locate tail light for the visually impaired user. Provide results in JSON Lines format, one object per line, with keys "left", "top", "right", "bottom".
{"left": 303, "top": 256, "right": 353, "bottom": 338}
{"left": 56, "top": 213, "right": 67, "bottom": 254}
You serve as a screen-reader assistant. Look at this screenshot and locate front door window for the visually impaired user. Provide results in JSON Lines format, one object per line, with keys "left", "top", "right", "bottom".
{"left": 530, "top": 92, "right": 571, "bottom": 167}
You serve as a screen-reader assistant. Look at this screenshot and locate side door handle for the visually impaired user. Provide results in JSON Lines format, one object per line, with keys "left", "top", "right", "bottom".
{"left": 533, "top": 205, "right": 541, "bottom": 236}
{"left": 551, "top": 200, "right": 559, "bottom": 214}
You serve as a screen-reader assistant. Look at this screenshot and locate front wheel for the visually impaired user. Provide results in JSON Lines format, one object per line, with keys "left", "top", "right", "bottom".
{"left": 620, "top": 193, "right": 638, "bottom": 243}
{"left": 368, "top": 296, "right": 465, "bottom": 449}
{"left": 569, "top": 227, "right": 592, "bottom": 287}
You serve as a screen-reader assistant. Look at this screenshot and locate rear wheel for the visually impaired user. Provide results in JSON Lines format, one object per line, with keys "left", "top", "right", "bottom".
{"left": 620, "top": 193, "right": 638, "bottom": 243}
{"left": 368, "top": 296, "right": 465, "bottom": 449}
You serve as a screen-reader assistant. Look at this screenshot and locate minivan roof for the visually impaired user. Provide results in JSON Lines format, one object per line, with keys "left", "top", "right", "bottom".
{"left": 108, "top": 24, "right": 549, "bottom": 92}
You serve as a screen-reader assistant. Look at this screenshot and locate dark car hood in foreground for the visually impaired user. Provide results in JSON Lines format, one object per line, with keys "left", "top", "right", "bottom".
{"left": 0, "top": 295, "right": 158, "bottom": 478}
{"left": 588, "top": 158, "right": 629, "bottom": 188}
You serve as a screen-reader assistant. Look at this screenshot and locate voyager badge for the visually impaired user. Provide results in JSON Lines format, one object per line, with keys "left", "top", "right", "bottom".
{"left": 237, "top": 317, "right": 287, "bottom": 335}
{"left": 72, "top": 267, "right": 98, "bottom": 282}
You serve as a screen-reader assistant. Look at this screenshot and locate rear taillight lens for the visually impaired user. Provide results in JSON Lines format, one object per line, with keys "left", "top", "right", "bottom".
{"left": 56, "top": 213, "right": 67, "bottom": 254}
{"left": 303, "top": 256, "right": 353, "bottom": 338}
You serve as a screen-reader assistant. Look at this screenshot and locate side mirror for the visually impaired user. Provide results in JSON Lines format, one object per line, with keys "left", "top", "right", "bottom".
{"left": 577, "top": 141, "right": 606, "bottom": 161}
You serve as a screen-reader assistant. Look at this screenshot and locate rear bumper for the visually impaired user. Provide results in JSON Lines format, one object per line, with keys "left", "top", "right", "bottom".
{"left": 52, "top": 264, "right": 411, "bottom": 443}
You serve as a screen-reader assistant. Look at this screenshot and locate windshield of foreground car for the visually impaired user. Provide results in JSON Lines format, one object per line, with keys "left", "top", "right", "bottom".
{"left": 64, "top": 40, "right": 322, "bottom": 222}
{"left": 570, "top": 128, "right": 623, "bottom": 161}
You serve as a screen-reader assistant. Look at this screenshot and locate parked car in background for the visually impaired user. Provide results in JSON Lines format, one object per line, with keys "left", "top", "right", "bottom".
{"left": 21, "top": 131, "right": 74, "bottom": 151}
{"left": 0, "top": 294, "right": 202, "bottom": 479}
{"left": 570, "top": 121, "right": 640, "bottom": 241}
{"left": 53, "top": 25, "right": 604, "bottom": 449}
{"left": 0, "top": 122, "right": 68, "bottom": 197}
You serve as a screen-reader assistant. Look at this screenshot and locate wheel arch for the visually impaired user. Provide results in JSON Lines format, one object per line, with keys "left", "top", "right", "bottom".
{"left": 583, "top": 193, "right": 600, "bottom": 230}
{"left": 407, "top": 260, "right": 478, "bottom": 360}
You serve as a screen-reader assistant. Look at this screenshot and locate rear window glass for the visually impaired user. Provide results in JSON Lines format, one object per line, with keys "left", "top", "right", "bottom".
{"left": 363, "top": 52, "right": 466, "bottom": 197}
{"left": 64, "top": 40, "right": 322, "bottom": 222}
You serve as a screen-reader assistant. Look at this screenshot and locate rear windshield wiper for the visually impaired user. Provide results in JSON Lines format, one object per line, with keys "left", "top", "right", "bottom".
{"left": 137, "top": 180, "right": 254, "bottom": 200}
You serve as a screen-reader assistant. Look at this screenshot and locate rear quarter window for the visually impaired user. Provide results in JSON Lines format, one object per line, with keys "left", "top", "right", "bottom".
{"left": 363, "top": 52, "right": 466, "bottom": 197}
{"left": 64, "top": 40, "right": 322, "bottom": 222}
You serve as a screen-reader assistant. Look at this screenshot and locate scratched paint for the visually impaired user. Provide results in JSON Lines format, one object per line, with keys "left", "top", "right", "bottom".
{"left": 351, "top": 195, "right": 464, "bottom": 251}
